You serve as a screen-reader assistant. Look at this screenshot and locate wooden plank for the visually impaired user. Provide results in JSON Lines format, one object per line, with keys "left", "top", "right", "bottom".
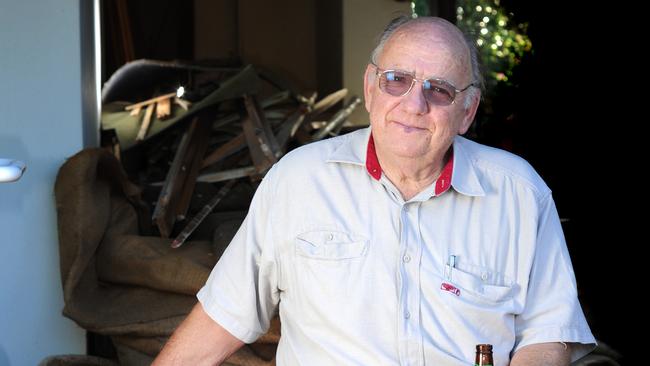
{"left": 174, "top": 97, "right": 191, "bottom": 110}
{"left": 241, "top": 95, "right": 281, "bottom": 173}
{"left": 201, "top": 133, "right": 246, "bottom": 169}
{"left": 156, "top": 97, "right": 171, "bottom": 119}
{"left": 196, "top": 166, "right": 257, "bottom": 183}
{"left": 171, "top": 180, "right": 237, "bottom": 248}
{"left": 244, "top": 94, "right": 281, "bottom": 158}
{"left": 125, "top": 92, "right": 176, "bottom": 111}
{"left": 275, "top": 107, "right": 307, "bottom": 149}
{"left": 152, "top": 118, "right": 195, "bottom": 237}
{"left": 174, "top": 117, "right": 213, "bottom": 220}
{"left": 151, "top": 109, "right": 216, "bottom": 237}
{"left": 312, "top": 96, "right": 361, "bottom": 141}
{"left": 129, "top": 106, "right": 141, "bottom": 116}
{"left": 135, "top": 102, "right": 155, "bottom": 141}
{"left": 310, "top": 88, "right": 347, "bottom": 116}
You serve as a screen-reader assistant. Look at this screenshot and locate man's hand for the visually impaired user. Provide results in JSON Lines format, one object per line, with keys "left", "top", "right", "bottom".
{"left": 510, "top": 342, "right": 571, "bottom": 366}
{"left": 152, "top": 303, "right": 244, "bottom": 365}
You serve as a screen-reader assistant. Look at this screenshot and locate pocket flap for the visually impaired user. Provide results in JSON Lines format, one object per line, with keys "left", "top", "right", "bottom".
{"left": 295, "top": 230, "right": 368, "bottom": 260}
{"left": 450, "top": 264, "right": 513, "bottom": 303}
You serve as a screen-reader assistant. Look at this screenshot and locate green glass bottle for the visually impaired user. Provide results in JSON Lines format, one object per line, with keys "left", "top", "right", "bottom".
{"left": 474, "top": 344, "right": 493, "bottom": 366}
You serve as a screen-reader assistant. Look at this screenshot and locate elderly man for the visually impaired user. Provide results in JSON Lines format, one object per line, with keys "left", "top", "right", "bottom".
{"left": 153, "top": 16, "right": 595, "bottom": 365}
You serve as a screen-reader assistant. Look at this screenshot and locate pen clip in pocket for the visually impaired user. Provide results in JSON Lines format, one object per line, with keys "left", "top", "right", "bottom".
{"left": 445, "top": 254, "right": 457, "bottom": 280}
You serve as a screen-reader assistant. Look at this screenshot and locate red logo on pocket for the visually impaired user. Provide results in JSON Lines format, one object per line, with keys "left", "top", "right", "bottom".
{"left": 441, "top": 282, "right": 460, "bottom": 296}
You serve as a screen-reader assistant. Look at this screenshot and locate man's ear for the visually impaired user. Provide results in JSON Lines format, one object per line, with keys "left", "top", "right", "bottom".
{"left": 458, "top": 91, "right": 481, "bottom": 134}
{"left": 363, "top": 64, "right": 375, "bottom": 113}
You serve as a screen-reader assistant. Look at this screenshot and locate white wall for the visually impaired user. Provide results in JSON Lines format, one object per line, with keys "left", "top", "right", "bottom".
{"left": 343, "top": 0, "right": 410, "bottom": 125}
{"left": 0, "top": 0, "right": 97, "bottom": 364}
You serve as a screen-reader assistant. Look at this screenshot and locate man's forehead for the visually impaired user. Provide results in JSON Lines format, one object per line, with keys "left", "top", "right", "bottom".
{"left": 378, "top": 24, "right": 470, "bottom": 76}
{"left": 390, "top": 21, "right": 467, "bottom": 58}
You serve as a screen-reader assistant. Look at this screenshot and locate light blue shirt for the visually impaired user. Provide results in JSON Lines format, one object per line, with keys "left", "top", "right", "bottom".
{"left": 198, "top": 127, "right": 595, "bottom": 365}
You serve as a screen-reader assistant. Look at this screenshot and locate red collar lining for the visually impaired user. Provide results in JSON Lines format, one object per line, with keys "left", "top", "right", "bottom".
{"left": 366, "top": 132, "right": 454, "bottom": 196}
{"left": 366, "top": 133, "right": 382, "bottom": 180}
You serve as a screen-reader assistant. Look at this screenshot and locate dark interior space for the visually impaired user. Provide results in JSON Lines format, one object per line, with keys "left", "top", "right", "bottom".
{"left": 467, "top": 1, "right": 632, "bottom": 361}
{"left": 102, "top": 0, "right": 195, "bottom": 81}
{"left": 99, "top": 0, "right": 632, "bottom": 362}
{"left": 102, "top": 0, "right": 342, "bottom": 98}
{"left": 495, "top": 2, "right": 631, "bottom": 362}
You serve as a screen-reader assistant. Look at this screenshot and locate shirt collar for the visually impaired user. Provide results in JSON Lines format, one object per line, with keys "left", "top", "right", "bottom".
{"left": 326, "top": 127, "right": 485, "bottom": 197}
{"left": 450, "top": 136, "right": 486, "bottom": 197}
{"left": 326, "top": 126, "right": 371, "bottom": 167}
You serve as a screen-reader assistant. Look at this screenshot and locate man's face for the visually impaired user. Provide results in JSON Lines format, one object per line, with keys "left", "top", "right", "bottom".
{"left": 364, "top": 24, "right": 479, "bottom": 163}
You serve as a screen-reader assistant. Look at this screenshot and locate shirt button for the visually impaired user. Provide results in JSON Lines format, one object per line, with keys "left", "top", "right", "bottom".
{"left": 403, "top": 254, "right": 411, "bottom": 263}
{"left": 327, "top": 233, "right": 334, "bottom": 241}
{"left": 404, "top": 311, "right": 411, "bottom": 319}
{"left": 481, "top": 273, "right": 488, "bottom": 281}
{"left": 403, "top": 205, "right": 409, "bottom": 212}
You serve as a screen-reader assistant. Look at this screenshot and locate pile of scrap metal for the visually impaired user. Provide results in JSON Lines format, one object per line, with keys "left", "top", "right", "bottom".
{"left": 48, "top": 59, "right": 361, "bottom": 366}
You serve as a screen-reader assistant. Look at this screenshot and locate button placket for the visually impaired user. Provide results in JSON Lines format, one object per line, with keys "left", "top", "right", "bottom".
{"left": 398, "top": 201, "right": 425, "bottom": 365}
{"left": 397, "top": 203, "right": 413, "bottom": 364}
{"left": 409, "top": 202, "right": 424, "bottom": 365}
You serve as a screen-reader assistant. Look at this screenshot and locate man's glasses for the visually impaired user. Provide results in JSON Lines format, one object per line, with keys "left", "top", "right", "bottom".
{"left": 372, "top": 63, "right": 476, "bottom": 106}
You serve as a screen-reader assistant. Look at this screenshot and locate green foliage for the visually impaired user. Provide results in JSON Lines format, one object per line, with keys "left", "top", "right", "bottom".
{"left": 456, "top": 0, "right": 532, "bottom": 94}
{"left": 411, "top": 0, "right": 430, "bottom": 17}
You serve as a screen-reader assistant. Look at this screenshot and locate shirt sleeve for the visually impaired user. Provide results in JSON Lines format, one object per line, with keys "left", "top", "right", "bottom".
{"left": 513, "top": 194, "right": 596, "bottom": 361}
{"left": 196, "top": 166, "right": 281, "bottom": 343}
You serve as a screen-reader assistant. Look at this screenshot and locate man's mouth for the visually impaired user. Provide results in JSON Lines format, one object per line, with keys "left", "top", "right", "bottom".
{"left": 393, "top": 121, "right": 426, "bottom": 132}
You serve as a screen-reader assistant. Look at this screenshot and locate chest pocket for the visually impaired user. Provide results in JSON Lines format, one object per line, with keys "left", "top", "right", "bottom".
{"left": 446, "top": 261, "right": 514, "bottom": 304}
{"left": 295, "top": 230, "right": 368, "bottom": 260}
{"left": 291, "top": 230, "right": 369, "bottom": 303}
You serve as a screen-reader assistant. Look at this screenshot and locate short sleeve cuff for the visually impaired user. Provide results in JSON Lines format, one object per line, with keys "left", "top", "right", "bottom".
{"left": 197, "top": 286, "right": 263, "bottom": 344}
{"left": 515, "top": 326, "right": 597, "bottom": 362}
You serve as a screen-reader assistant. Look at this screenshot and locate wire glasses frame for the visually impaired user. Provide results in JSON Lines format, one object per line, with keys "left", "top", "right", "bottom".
{"left": 372, "top": 62, "right": 477, "bottom": 106}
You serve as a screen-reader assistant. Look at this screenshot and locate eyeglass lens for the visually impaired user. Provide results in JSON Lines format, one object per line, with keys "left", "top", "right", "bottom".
{"left": 379, "top": 70, "right": 456, "bottom": 106}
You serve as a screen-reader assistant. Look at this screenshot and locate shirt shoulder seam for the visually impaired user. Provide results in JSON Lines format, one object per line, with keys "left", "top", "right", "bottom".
{"left": 469, "top": 154, "right": 550, "bottom": 201}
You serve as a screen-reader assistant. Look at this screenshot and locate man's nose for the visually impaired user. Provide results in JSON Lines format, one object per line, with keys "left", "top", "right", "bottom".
{"left": 401, "top": 83, "right": 429, "bottom": 115}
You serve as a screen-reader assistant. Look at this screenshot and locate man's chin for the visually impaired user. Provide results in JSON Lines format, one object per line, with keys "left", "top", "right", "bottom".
{"left": 386, "top": 144, "right": 430, "bottom": 160}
